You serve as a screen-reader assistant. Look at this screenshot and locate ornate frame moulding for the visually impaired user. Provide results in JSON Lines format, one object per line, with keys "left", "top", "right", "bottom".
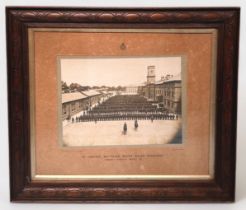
{"left": 6, "top": 7, "right": 239, "bottom": 203}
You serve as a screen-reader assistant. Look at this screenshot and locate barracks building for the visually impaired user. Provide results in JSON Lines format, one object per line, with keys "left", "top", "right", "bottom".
{"left": 62, "top": 89, "right": 110, "bottom": 121}
{"left": 138, "top": 65, "right": 182, "bottom": 114}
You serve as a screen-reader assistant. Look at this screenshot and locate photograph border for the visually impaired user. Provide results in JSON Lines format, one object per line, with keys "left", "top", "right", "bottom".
{"left": 56, "top": 53, "right": 187, "bottom": 149}
{"left": 6, "top": 7, "right": 239, "bottom": 202}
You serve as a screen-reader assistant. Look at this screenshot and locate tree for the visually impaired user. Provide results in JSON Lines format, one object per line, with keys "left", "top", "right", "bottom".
{"left": 61, "top": 81, "right": 69, "bottom": 92}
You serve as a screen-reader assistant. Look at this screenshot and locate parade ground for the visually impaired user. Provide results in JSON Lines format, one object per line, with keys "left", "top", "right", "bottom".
{"left": 62, "top": 119, "right": 182, "bottom": 147}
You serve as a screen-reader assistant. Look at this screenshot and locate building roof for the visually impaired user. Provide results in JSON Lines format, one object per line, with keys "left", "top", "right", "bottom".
{"left": 155, "top": 80, "right": 165, "bottom": 85}
{"left": 82, "top": 89, "right": 102, "bottom": 97}
{"left": 62, "top": 92, "right": 88, "bottom": 104}
{"left": 96, "top": 90, "right": 108, "bottom": 94}
{"left": 164, "top": 74, "right": 181, "bottom": 83}
{"left": 151, "top": 74, "right": 181, "bottom": 85}
{"left": 103, "top": 91, "right": 109, "bottom": 94}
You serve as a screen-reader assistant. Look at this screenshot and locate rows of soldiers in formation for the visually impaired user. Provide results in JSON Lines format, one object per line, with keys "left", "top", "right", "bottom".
{"left": 103, "top": 95, "right": 152, "bottom": 104}
{"left": 90, "top": 95, "right": 160, "bottom": 114}
{"left": 90, "top": 108, "right": 159, "bottom": 113}
{"left": 71, "top": 112, "right": 179, "bottom": 123}
{"left": 97, "top": 104, "right": 158, "bottom": 108}
{"left": 70, "top": 95, "right": 179, "bottom": 123}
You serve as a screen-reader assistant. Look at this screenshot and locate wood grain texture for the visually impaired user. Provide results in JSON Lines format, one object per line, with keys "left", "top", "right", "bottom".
{"left": 6, "top": 7, "right": 240, "bottom": 203}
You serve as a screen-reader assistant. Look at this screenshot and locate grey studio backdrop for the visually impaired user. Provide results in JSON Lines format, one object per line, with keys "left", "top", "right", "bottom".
{"left": 0, "top": 0, "right": 245, "bottom": 210}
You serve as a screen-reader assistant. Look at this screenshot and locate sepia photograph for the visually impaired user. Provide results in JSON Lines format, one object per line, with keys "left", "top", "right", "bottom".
{"left": 6, "top": 7, "right": 240, "bottom": 203}
{"left": 60, "top": 56, "right": 183, "bottom": 147}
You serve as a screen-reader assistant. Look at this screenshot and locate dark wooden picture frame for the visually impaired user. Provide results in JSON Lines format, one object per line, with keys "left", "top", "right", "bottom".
{"left": 6, "top": 7, "right": 239, "bottom": 202}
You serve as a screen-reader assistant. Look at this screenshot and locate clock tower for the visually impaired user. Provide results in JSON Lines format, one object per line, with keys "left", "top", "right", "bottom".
{"left": 147, "top": 65, "right": 156, "bottom": 84}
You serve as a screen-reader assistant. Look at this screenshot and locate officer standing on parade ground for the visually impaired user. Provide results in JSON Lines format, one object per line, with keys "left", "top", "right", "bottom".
{"left": 134, "top": 119, "right": 138, "bottom": 130}
{"left": 123, "top": 122, "right": 127, "bottom": 135}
